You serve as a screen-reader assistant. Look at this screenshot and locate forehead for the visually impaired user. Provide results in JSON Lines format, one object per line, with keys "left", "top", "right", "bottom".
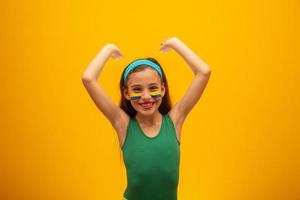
{"left": 127, "top": 68, "right": 161, "bottom": 87}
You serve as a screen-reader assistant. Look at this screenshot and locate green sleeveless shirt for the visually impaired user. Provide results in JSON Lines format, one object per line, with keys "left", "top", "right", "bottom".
{"left": 121, "top": 113, "right": 181, "bottom": 200}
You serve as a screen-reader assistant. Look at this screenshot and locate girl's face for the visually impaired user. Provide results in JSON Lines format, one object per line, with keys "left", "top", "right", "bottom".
{"left": 124, "top": 68, "right": 165, "bottom": 115}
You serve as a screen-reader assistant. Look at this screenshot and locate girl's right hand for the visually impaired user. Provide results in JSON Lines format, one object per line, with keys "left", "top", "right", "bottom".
{"left": 104, "top": 43, "right": 124, "bottom": 60}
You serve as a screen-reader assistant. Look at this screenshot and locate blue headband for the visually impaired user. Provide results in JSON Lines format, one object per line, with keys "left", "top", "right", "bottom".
{"left": 123, "top": 59, "right": 163, "bottom": 81}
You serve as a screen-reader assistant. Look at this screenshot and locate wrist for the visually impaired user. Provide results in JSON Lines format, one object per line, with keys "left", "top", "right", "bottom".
{"left": 102, "top": 44, "right": 115, "bottom": 54}
{"left": 169, "top": 38, "right": 183, "bottom": 49}
{"left": 171, "top": 38, "right": 183, "bottom": 52}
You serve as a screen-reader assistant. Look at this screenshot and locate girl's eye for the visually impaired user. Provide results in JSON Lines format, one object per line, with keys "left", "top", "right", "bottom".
{"left": 132, "top": 87, "right": 158, "bottom": 91}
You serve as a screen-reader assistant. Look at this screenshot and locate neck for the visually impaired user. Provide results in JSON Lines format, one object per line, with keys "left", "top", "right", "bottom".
{"left": 135, "top": 111, "right": 162, "bottom": 125}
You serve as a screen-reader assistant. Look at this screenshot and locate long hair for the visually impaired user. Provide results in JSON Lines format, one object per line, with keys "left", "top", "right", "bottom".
{"left": 119, "top": 57, "right": 172, "bottom": 117}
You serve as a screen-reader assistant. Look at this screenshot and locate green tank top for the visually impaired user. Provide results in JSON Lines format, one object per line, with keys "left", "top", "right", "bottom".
{"left": 121, "top": 113, "right": 181, "bottom": 200}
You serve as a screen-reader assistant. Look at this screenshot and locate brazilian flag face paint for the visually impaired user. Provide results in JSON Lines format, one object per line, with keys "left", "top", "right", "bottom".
{"left": 149, "top": 90, "right": 161, "bottom": 99}
{"left": 129, "top": 90, "right": 161, "bottom": 101}
{"left": 130, "top": 92, "right": 142, "bottom": 101}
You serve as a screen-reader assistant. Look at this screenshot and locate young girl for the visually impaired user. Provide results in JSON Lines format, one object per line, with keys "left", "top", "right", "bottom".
{"left": 82, "top": 37, "right": 211, "bottom": 200}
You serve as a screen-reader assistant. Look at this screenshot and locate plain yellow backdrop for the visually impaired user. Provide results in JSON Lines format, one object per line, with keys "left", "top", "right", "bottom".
{"left": 0, "top": 0, "right": 299, "bottom": 200}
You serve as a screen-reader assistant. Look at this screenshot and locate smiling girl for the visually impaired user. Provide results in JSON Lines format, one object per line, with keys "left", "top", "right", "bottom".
{"left": 82, "top": 37, "right": 211, "bottom": 200}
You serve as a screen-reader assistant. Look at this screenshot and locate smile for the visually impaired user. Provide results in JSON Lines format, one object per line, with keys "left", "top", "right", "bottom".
{"left": 138, "top": 102, "right": 155, "bottom": 110}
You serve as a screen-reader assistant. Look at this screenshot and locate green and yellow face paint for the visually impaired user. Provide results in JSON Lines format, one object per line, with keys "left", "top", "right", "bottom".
{"left": 129, "top": 90, "right": 161, "bottom": 101}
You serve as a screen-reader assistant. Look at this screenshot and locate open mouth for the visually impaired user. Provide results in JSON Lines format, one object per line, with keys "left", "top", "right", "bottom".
{"left": 138, "top": 102, "right": 155, "bottom": 110}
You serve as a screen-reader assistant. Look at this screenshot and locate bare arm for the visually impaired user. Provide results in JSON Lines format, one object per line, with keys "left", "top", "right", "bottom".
{"left": 160, "top": 37, "right": 212, "bottom": 124}
{"left": 81, "top": 44, "right": 126, "bottom": 129}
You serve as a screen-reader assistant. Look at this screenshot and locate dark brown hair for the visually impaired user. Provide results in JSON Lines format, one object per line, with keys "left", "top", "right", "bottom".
{"left": 119, "top": 57, "right": 172, "bottom": 117}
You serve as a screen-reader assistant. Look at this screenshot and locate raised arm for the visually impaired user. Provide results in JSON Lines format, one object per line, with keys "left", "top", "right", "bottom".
{"left": 81, "top": 44, "right": 127, "bottom": 130}
{"left": 160, "top": 37, "right": 212, "bottom": 125}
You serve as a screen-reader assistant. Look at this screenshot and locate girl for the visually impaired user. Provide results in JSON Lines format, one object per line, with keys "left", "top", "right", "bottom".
{"left": 82, "top": 37, "right": 211, "bottom": 200}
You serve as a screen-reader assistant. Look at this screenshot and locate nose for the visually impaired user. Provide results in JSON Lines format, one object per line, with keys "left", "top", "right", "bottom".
{"left": 141, "top": 90, "right": 152, "bottom": 100}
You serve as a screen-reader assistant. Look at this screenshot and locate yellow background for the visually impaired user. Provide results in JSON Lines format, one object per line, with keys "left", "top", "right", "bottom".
{"left": 1, "top": 0, "right": 299, "bottom": 199}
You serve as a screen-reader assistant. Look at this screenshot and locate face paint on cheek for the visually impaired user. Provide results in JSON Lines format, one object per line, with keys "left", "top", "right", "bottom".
{"left": 149, "top": 90, "right": 161, "bottom": 99}
{"left": 129, "top": 90, "right": 162, "bottom": 101}
{"left": 129, "top": 92, "right": 142, "bottom": 101}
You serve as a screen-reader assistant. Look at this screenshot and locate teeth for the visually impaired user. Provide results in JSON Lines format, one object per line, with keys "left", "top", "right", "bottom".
{"left": 140, "top": 102, "right": 154, "bottom": 107}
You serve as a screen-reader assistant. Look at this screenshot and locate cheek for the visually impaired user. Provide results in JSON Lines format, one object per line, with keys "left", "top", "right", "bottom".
{"left": 154, "top": 93, "right": 163, "bottom": 102}
{"left": 154, "top": 97, "right": 162, "bottom": 106}
{"left": 130, "top": 101, "right": 141, "bottom": 108}
{"left": 130, "top": 101, "right": 138, "bottom": 106}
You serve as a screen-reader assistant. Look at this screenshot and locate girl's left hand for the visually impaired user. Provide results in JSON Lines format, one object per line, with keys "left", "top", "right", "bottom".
{"left": 159, "top": 37, "right": 179, "bottom": 52}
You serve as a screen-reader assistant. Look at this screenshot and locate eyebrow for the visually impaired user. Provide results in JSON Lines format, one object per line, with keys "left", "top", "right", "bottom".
{"left": 130, "top": 83, "right": 159, "bottom": 88}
